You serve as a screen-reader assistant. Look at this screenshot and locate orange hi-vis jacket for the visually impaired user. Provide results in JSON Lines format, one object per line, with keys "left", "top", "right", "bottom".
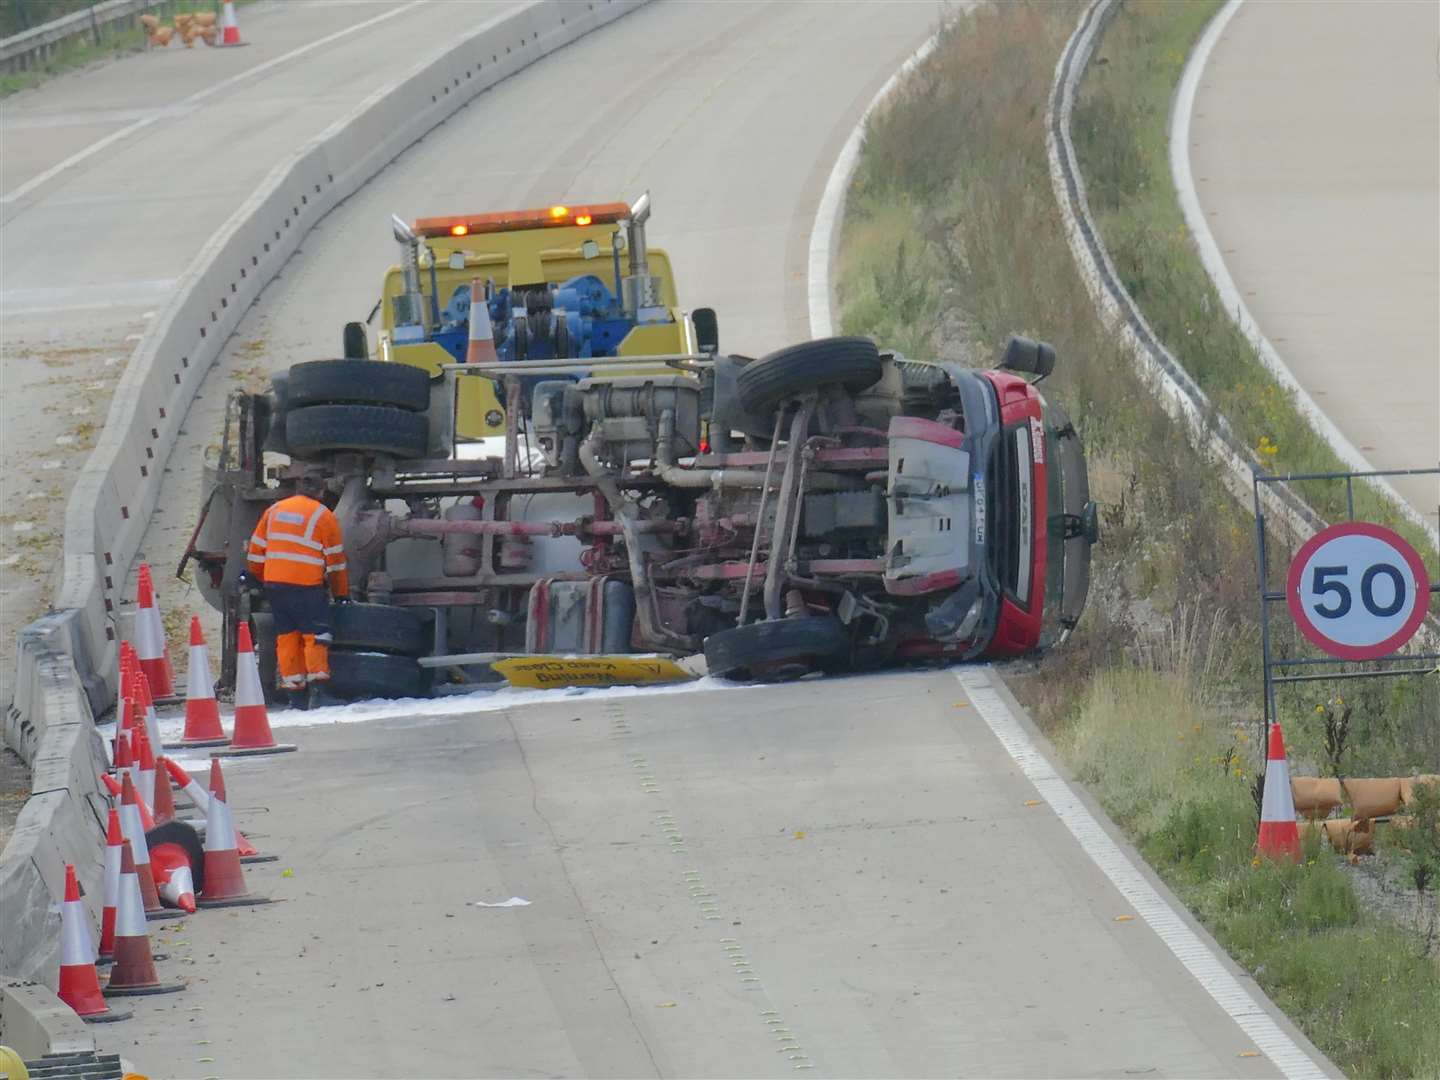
{"left": 246, "top": 495, "right": 350, "bottom": 597}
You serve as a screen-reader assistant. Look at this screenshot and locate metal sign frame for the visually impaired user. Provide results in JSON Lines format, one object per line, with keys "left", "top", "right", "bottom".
{"left": 1253, "top": 466, "right": 1440, "bottom": 752}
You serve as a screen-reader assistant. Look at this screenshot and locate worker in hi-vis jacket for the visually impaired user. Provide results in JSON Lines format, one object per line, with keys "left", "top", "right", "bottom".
{"left": 243, "top": 472, "right": 348, "bottom": 709}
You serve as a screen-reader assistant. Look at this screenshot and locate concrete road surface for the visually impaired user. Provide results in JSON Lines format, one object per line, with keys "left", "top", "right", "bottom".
{"left": 93, "top": 671, "right": 1320, "bottom": 1077}
{"left": 0, "top": 0, "right": 524, "bottom": 705}
{"left": 1189, "top": 0, "right": 1440, "bottom": 524}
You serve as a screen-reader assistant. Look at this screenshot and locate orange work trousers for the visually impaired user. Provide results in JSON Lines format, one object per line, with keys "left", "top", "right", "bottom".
{"left": 276, "top": 632, "right": 330, "bottom": 689}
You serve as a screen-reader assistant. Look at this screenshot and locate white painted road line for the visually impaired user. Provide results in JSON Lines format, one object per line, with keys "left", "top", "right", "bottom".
{"left": 0, "top": 0, "right": 427, "bottom": 207}
{"left": 806, "top": 21, "right": 949, "bottom": 339}
{"left": 955, "top": 667, "right": 1332, "bottom": 1080}
{"left": 1171, "top": 0, "right": 1435, "bottom": 546}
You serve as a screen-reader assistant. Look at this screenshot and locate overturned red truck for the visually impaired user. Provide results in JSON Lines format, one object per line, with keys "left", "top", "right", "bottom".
{"left": 184, "top": 200, "right": 1097, "bottom": 698}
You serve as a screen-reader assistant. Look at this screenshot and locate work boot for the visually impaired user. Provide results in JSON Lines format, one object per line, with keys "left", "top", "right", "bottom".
{"left": 307, "top": 682, "right": 344, "bottom": 710}
{"left": 286, "top": 688, "right": 310, "bottom": 712}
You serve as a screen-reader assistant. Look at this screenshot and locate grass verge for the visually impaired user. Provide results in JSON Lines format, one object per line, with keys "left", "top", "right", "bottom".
{"left": 835, "top": 2, "right": 1440, "bottom": 1075}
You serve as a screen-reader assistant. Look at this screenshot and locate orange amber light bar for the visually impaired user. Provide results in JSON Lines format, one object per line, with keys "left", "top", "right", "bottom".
{"left": 413, "top": 202, "right": 630, "bottom": 238}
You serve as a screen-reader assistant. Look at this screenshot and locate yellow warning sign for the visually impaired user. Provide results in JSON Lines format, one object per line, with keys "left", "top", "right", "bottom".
{"left": 493, "top": 655, "right": 694, "bottom": 689}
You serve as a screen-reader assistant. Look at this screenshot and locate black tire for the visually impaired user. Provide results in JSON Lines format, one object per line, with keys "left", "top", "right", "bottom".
{"left": 288, "top": 360, "right": 429, "bottom": 411}
{"left": 735, "top": 337, "right": 883, "bottom": 416}
{"left": 330, "top": 603, "right": 427, "bottom": 657}
{"left": 286, "top": 404, "right": 428, "bottom": 459}
{"left": 704, "top": 616, "right": 850, "bottom": 682}
{"left": 249, "top": 611, "right": 281, "bottom": 706}
{"left": 327, "top": 649, "right": 430, "bottom": 701}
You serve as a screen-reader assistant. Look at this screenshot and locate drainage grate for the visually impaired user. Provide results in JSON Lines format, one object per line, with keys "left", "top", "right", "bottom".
{"left": 20, "top": 1051, "right": 124, "bottom": 1079}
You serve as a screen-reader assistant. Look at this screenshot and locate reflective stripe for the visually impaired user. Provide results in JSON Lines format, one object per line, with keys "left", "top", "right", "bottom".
{"left": 288, "top": 534, "right": 324, "bottom": 551}
{"left": 248, "top": 554, "right": 267, "bottom": 564}
{"left": 267, "top": 550, "right": 325, "bottom": 567}
{"left": 274, "top": 510, "right": 307, "bottom": 525}
{"left": 326, "top": 562, "right": 348, "bottom": 574}
{"left": 324, "top": 544, "right": 345, "bottom": 555}
{"left": 250, "top": 536, "right": 268, "bottom": 548}
{"left": 314, "top": 632, "right": 333, "bottom": 644}
{"left": 307, "top": 672, "right": 331, "bottom": 683}
{"left": 280, "top": 675, "right": 306, "bottom": 689}
{"left": 302, "top": 505, "right": 326, "bottom": 542}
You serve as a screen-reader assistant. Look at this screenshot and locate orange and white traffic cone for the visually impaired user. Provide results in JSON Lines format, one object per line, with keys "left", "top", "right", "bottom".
{"left": 98, "top": 809, "right": 124, "bottom": 963}
{"left": 134, "top": 664, "right": 165, "bottom": 756}
{"left": 1257, "top": 722, "right": 1301, "bottom": 861}
{"left": 103, "top": 841, "right": 184, "bottom": 997}
{"left": 134, "top": 564, "right": 175, "bottom": 699}
{"left": 198, "top": 759, "right": 268, "bottom": 907}
{"left": 115, "top": 643, "right": 135, "bottom": 726}
{"left": 217, "top": 622, "right": 295, "bottom": 757}
{"left": 58, "top": 864, "right": 130, "bottom": 1022}
{"left": 134, "top": 728, "right": 157, "bottom": 808}
{"left": 177, "top": 616, "right": 228, "bottom": 747}
{"left": 163, "top": 757, "right": 269, "bottom": 861}
{"left": 118, "top": 773, "right": 165, "bottom": 915}
{"left": 218, "top": 0, "right": 244, "bottom": 46}
{"left": 112, "top": 721, "right": 133, "bottom": 777}
{"left": 466, "top": 280, "right": 499, "bottom": 363}
{"left": 151, "top": 751, "right": 178, "bottom": 825}
{"left": 100, "top": 772, "right": 155, "bottom": 831}
{"left": 149, "top": 822, "right": 203, "bottom": 914}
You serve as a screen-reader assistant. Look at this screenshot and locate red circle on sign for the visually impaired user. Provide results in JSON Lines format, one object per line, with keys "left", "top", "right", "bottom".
{"left": 1286, "top": 522, "right": 1431, "bottom": 660}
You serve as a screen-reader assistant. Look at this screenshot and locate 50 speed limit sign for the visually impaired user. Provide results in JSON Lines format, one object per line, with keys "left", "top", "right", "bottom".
{"left": 1286, "top": 522, "right": 1431, "bottom": 660}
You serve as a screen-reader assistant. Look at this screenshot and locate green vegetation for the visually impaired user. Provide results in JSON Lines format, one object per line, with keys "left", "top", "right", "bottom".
{"left": 1, "top": 0, "right": 225, "bottom": 97}
{"left": 835, "top": 2, "right": 1440, "bottom": 1075}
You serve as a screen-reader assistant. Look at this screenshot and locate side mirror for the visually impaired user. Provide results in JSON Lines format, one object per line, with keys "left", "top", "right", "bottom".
{"left": 343, "top": 321, "right": 369, "bottom": 360}
{"left": 998, "top": 335, "right": 1056, "bottom": 379}
{"left": 692, "top": 307, "right": 719, "bottom": 355}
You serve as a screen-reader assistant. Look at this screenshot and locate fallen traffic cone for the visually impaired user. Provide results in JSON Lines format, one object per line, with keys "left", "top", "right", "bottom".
{"left": 103, "top": 841, "right": 184, "bottom": 997}
{"left": 218, "top": 0, "right": 244, "bottom": 46}
{"left": 118, "top": 773, "right": 165, "bottom": 916}
{"left": 466, "top": 280, "right": 499, "bottom": 363}
{"left": 198, "top": 759, "right": 268, "bottom": 907}
{"left": 134, "top": 564, "right": 175, "bottom": 699}
{"left": 1257, "top": 722, "right": 1301, "bottom": 861}
{"left": 177, "top": 616, "right": 228, "bottom": 747}
{"left": 216, "top": 622, "right": 296, "bottom": 757}
{"left": 148, "top": 821, "right": 204, "bottom": 914}
{"left": 163, "top": 757, "right": 269, "bottom": 861}
{"left": 100, "top": 772, "right": 155, "bottom": 831}
{"left": 98, "top": 809, "right": 124, "bottom": 963}
{"left": 134, "top": 728, "right": 157, "bottom": 808}
{"left": 58, "top": 864, "right": 130, "bottom": 1022}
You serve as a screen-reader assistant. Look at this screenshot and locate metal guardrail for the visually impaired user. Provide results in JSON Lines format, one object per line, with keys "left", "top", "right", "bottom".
{"left": 0, "top": 0, "right": 157, "bottom": 73}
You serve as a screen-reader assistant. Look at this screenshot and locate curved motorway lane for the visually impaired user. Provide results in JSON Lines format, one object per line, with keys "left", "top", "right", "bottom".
{"left": 81, "top": 2, "right": 1335, "bottom": 1077}
{"left": 1188, "top": 0, "right": 1440, "bottom": 525}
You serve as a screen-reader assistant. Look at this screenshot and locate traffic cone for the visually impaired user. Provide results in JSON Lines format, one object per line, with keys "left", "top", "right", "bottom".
{"left": 218, "top": 0, "right": 244, "bottom": 45}
{"left": 118, "top": 773, "right": 164, "bottom": 915}
{"left": 1257, "top": 722, "right": 1301, "bottom": 861}
{"left": 216, "top": 622, "right": 296, "bottom": 757}
{"left": 103, "top": 841, "right": 184, "bottom": 997}
{"left": 177, "top": 616, "right": 227, "bottom": 747}
{"left": 163, "top": 757, "right": 269, "bottom": 861}
{"left": 466, "top": 280, "right": 499, "bottom": 363}
{"left": 134, "top": 663, "right": 164, "bottom": 757}
{"left": 100, "top": 772, "right": 155, "bottom": 831}
{"left": 198, "top": 759, "right": 268, "bottom": 907}
{"left": 149, "top": 822, "right": 203, "bottom": 914}
{"left": 134, "top": 564, "right": 175, "bottom": 699}
{"left": 58, "top": 865, "right": 130, "bottom": 1022}
{"left": 134, "top": 728, "right": 157, "bottom": 808}
{"left": 126, "top": 729, "right": 143, "bottom": 805}
{"left": 115, "top": 644, "right": 135, "bottom": 727}
{"left": 112, "top": 722, "right": 133, "bottom": 777}
{"left": 151, "top": 752, "right": 178, "bottom": 825}
{"left": 98, "top": 809, "right": 123, "bottom": 962}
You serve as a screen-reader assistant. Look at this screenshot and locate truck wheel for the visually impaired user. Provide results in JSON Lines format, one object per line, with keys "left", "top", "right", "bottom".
{"left": 288, "top": 359, "right": 430, "bottom": 412}
{"left": 703, "top": 616, "right": 850, "bottom": 682}
{"left": 249, "top": 611, "right": 281, "bottom": 706}
{"left": 330, "top": 603, "right": 427, "bottom": 657}
{"left": 735, "top": 337, "right": 882, "bottom": 416}
{"left": 327, "top": 649, "right": 430, "bottom": 701}
{"left": 286, "top": 404, "right": 428, "bottom": 459}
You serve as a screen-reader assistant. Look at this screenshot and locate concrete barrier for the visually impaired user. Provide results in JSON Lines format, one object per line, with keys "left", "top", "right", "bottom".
{"left": 0, "top": 0, "right": 645, "bottom": 1050}
{"left": 0, "top": 981, "right": 96, "bottom": 1061}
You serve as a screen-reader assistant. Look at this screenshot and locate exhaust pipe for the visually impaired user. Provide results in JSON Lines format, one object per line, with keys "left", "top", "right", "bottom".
{"left": 623, "top": 191, "right": 658, "bottom": 320}
{"left": 390, "top": 214, "right": 427, "bottom": 338}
